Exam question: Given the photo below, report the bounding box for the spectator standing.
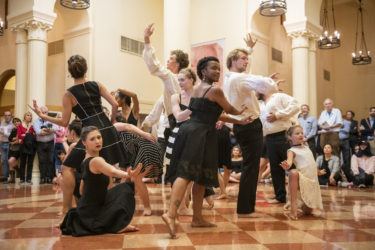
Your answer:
[0,111,13,182]
[298,104,317,158]
[360,107,375,141]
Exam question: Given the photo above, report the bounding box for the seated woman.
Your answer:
[351,141,375,188]
[60,126,146,237]
[316,144,342,186]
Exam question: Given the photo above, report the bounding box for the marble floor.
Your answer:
[0,181,374,250]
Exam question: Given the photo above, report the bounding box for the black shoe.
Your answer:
[39,178,45,184]
[20,180,25,184]
[27,180,32,184]
[46,178,52,184]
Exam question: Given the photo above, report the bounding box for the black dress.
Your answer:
[119,131,163,178]
[171,87,222,187]
[117,109,138,126]
[165,96,189,184]
[230,159,243,173]
[63,81,127,170]
[60,157,135,237]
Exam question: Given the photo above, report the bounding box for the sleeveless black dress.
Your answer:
[170,87,223,187]
[165,95,189,184]
[60,157,135,237]
[63,81,127,170]
[117,109,138,126]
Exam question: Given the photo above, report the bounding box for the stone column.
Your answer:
[308,38,318,117]
[13,28,28,118]
[164,0,191,61]
[289,31,310,106]
[25,20,52,107]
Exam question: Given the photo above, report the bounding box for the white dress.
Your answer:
[289,145,323,210]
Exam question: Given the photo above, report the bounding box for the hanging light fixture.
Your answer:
[352,0,371,65]
[259,0,287,17]
[0,20,4,36]
[60,0,90,10]
[318,0,340,49]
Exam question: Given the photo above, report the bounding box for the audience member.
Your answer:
[359,107,375,141]
[0,111,13,182]
[298,104,317,158]
[350,141,375,188]
[316,144,342,186]
[7,117,21,183]
[339,112,352,172]
[346,111,359,153]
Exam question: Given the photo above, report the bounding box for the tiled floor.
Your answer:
[0,182,374,250]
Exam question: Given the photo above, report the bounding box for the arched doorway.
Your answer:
[0,69,15,114]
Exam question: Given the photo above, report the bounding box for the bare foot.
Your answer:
[204,196,214,209]
[143,207,152,216]
[215,193,228,200]
[191,219,217,228]
[284,211,298,220]
[117,224,139,233]
[283,202,291,210]
[237,212,263,218]
[162,213,177,239]
[178,208,193,216]
[267,198,281,204]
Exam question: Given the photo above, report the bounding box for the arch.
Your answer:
[0,69,15,98]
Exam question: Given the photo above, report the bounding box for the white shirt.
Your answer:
[260,93,299,136]
[318,108,343,133]
[0,119,13,143]
[143,44,181,115]
[142,96,169,139]
[223,72,278,121]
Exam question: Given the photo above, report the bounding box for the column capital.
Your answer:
[25,20,52,41]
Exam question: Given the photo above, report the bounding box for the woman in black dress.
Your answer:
[60,126,143,237]
[29,55,127,217]
[116,88,140,126]
[162,57,251,238]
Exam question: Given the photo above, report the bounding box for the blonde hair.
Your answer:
[226,48,249,70]
[23,111,32,122]
[286,125,303,140]
[179,68,197,85]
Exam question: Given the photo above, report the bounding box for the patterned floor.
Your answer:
[0,181,374,250]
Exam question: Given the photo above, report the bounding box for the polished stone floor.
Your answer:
[0,181,374,250]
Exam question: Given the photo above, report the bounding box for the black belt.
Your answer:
[266,130,286,138]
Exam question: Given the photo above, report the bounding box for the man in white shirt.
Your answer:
[318,98,343,156]
[143,23,189,138]
[0,111,13,182]
[223,35,280,217]
[260,92,299,204]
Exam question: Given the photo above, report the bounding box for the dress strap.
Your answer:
[179,94,182,103]
[202,86,213,98]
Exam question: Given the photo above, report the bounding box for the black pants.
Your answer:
[340,139,351,166]
[36,141,55,179]
[307,137,317,159]
[266,130,288,203]
[233,119,263,214]
[318,171,342,185]
[353,168,374,186]
[19,151,35,181]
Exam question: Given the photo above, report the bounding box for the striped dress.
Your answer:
[119,131,163,178]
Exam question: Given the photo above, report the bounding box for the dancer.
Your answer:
[229,145,243,183]
[223,35,280,217]
[60,126,143,237]
[29,55,127,217]
[116,88,139,126]
[280,125,324,220]
[162,56,250,239]
[114,115,162,216]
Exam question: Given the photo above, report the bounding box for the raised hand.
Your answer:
[269,72,279,80]
[28,100,43,117]
[243,33,257,48]
[144,23,155,44]
[280,160,291,170]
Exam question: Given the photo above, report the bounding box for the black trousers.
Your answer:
[318,171,342,185]
[307,137,317,159]
[233,119,262,214]
[36,141,55,179]
[266,130,288,203]
[19,151,35,181]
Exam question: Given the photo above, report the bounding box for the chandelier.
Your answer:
[259,0,287,17]
[352,0,371,65]
[319,0,340,49]
[0,20,3,36]
[60,0,90,10]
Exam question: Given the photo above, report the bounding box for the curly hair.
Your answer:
[196,56,220,80]
[171,50,189,71]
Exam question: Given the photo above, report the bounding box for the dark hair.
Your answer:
[57,149,66,155]
[171,50,189,71]
[226,48,249,70]
[115,112,127,123]
[118,92,131,106]
[68,119,82,137]
[12,117,21,123]
[346,110,355,118]
[68,55,87,79]
[370,107,375,111]
[323,143,333,149]
[179,68,197,85]
[80,126,100,142]
[301,104,310,110]
[196,56,220,80]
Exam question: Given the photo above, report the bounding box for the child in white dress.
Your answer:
[280,125,324,220]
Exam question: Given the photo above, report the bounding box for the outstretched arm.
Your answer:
[280,150,295,170]
[114,122,156,143]
[29,92,73,127]
[210,87,245,116]
[98,82,118,123]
